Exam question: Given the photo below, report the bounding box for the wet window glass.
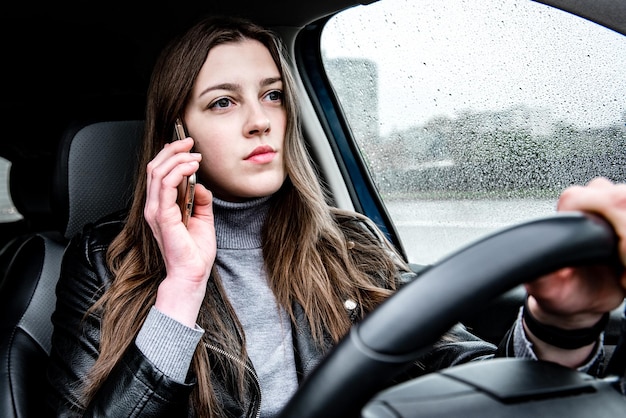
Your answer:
[0,157,21,222]
[321,0,626,264]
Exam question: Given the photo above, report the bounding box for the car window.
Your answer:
[321,0,626,265]
[0,157,21,222]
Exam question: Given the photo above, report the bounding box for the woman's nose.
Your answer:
[245,107,271,136]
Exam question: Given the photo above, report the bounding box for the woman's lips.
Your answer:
[245,145,276,164]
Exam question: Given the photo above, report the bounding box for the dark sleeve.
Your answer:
[83,344,195,417]
[384,323,496,386]
[46,220,194,417]
[416,323,497,373]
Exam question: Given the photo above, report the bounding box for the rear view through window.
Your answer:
[322,0,626,264]
[0,158,21,222]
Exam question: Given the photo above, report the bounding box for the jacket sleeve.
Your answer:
[46,218,194,417]
[83,344,195,417]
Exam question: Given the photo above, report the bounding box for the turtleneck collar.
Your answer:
[212,195,271,250]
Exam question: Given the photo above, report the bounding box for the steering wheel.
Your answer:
[278,212,626,417]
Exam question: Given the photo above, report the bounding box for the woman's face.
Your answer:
[184,39,287,202]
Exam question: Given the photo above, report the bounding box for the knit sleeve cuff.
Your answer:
[135,306,204,383]
[512,305,604,373]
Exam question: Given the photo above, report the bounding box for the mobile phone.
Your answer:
[174,118,196,227]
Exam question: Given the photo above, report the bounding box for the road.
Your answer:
[385,198,557,265]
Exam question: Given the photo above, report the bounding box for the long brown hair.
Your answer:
[80,15,409,417]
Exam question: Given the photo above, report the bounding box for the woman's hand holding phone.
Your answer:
[144,122,216,327]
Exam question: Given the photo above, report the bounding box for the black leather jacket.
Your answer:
[46,212,501,417]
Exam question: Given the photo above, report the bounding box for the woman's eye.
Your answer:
[265,90,283,103]
[210,97,233,109]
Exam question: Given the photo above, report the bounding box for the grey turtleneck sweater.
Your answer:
[136,196,298,417]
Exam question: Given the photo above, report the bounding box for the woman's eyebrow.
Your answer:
[198,76,282,98]
[261,76,282,87]
[198,82,240,98]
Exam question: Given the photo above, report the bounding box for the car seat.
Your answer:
[0,119,144,418]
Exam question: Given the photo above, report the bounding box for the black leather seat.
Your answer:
[0,119,143,418]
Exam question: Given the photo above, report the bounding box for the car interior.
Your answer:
[1,1,625,417]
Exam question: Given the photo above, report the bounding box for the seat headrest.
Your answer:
[52,120,144,240]
[9,158,54,231]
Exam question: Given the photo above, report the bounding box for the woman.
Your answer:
[47,15,626,417]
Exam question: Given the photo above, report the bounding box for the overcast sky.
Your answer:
[321,0,626,135]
